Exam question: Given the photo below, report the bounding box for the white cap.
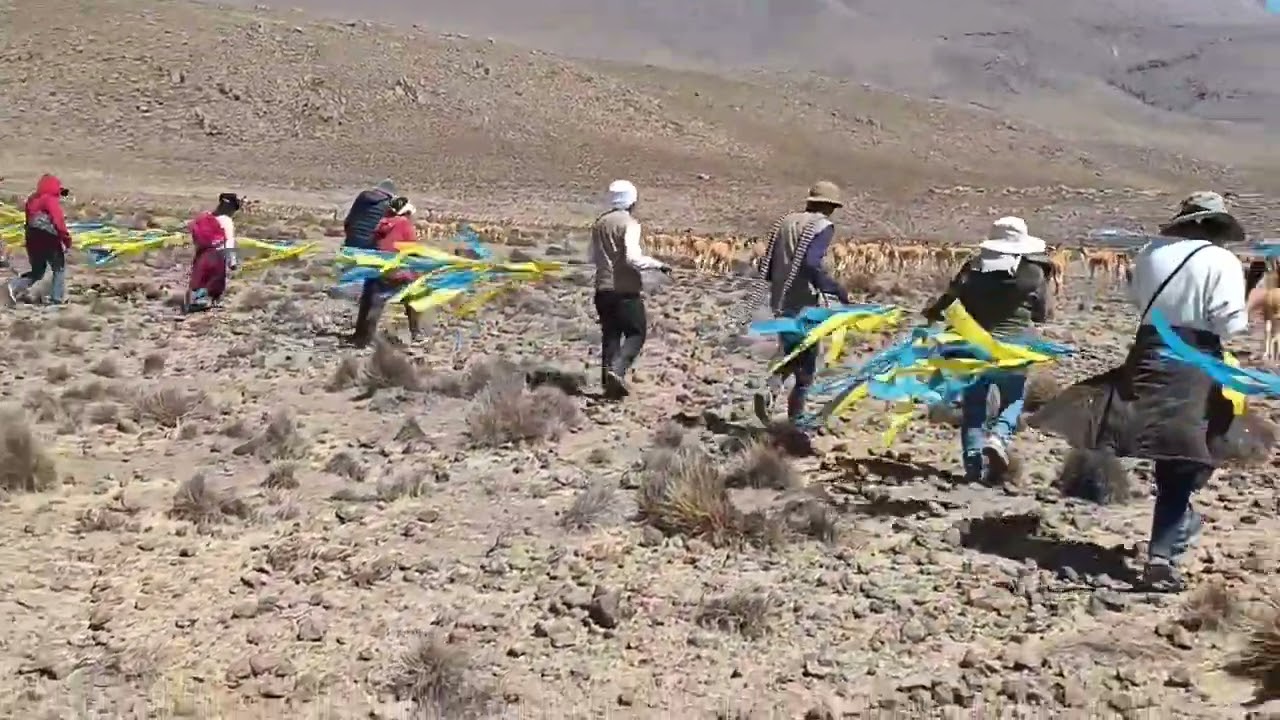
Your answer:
[607,179,638,210]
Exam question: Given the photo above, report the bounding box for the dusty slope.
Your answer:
[0,0,1273,237]
[267,0,1280,128]
[0,203,1279,718]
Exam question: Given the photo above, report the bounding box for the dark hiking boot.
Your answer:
[753,392,773,425]
[1138,558,1187,593]
[603,370,629,400]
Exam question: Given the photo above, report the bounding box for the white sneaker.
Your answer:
[982,435,1010,478]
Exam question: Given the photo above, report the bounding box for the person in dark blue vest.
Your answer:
[343,179,397,249]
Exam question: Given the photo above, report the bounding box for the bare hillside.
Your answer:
[0,0,1271,235]
[264,0,1280,130]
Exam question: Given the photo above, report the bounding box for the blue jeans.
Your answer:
[1149,460,1209,565]
[960,372,1027,477]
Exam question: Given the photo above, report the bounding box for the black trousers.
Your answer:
[593,290,647,377]
[353,278,422,346]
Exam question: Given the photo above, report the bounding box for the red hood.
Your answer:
[34,174,63,197]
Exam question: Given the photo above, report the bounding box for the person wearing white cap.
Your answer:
[588,179,670,399]
[922,216,1054,484]
[1029,191,1249,592]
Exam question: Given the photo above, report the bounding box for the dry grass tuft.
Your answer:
[696,588,776,639]
[465,371,581,447]
[142,352,166,376]
[724,441,800,490]
[169,473,251,526]
[636,446,751,546]
[1054,449,1133,505]
[133,386,208,427]
[774,494,840,543]
[376,471,429,501]
[8,318,40,341]
[1214,411,1280,468]
[232,409,311,461]
[324,451,366,482]
[89,356,121,378]
[387,635,492,716]
[53,313,93,332]
[1223,598,1280,700]
[235,287,275,311]
[1023,370,1062,413]
[431,358,524,399]
[262,462,299,490]
[44,364,71,384]
[361,338,422,392]
[560,479,617,531]
[327,355,362,392]
[87,402,120,425]
[1182,580,1244,633]
[651,421,690,449]
[0,408,59,494]
[74,506,129,533]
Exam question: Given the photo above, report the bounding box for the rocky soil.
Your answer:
[1,1,1280,718]
[0,202,1277,719]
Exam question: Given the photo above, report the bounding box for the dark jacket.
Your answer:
[343,189,393,249]
[924,253,1050,336]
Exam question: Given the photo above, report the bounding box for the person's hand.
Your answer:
[659,265,672,275]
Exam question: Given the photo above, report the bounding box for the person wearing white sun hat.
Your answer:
[588,179,670,400]
[922,215,1054,485]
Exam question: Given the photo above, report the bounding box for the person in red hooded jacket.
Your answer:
[8,175,73,304]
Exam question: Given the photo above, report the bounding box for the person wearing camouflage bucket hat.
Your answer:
[1159,190,1245,245]
[1028,189,1252,592]
[752,181,852,426]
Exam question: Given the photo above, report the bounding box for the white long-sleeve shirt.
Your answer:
[1127,237,1247,337]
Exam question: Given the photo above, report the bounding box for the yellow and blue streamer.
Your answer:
[764,299,1072,446]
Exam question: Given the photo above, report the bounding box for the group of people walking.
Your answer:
[5,170,1267,592]
[584,177,1262,592]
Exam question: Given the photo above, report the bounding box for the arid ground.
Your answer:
[3,1,1280,719]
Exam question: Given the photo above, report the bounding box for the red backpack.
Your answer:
[189,212,226,250]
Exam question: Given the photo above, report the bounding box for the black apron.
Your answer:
[1028,242,1234,467]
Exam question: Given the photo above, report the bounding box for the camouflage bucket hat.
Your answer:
[805,180,843,208]
[1160,191,1245,243]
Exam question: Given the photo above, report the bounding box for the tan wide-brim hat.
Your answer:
[806,180,843,208]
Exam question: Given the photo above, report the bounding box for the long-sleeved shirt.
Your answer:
[590,209,664,293]
[803,225,850,302]
[1128,237,1247,337]
[924,251,1048,336]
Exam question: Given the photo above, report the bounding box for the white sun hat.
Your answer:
[979,216,1046,255]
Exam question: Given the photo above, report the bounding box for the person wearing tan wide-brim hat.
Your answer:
[751,181,852,426]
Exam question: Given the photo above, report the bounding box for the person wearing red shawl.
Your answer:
[185,193,242,312]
